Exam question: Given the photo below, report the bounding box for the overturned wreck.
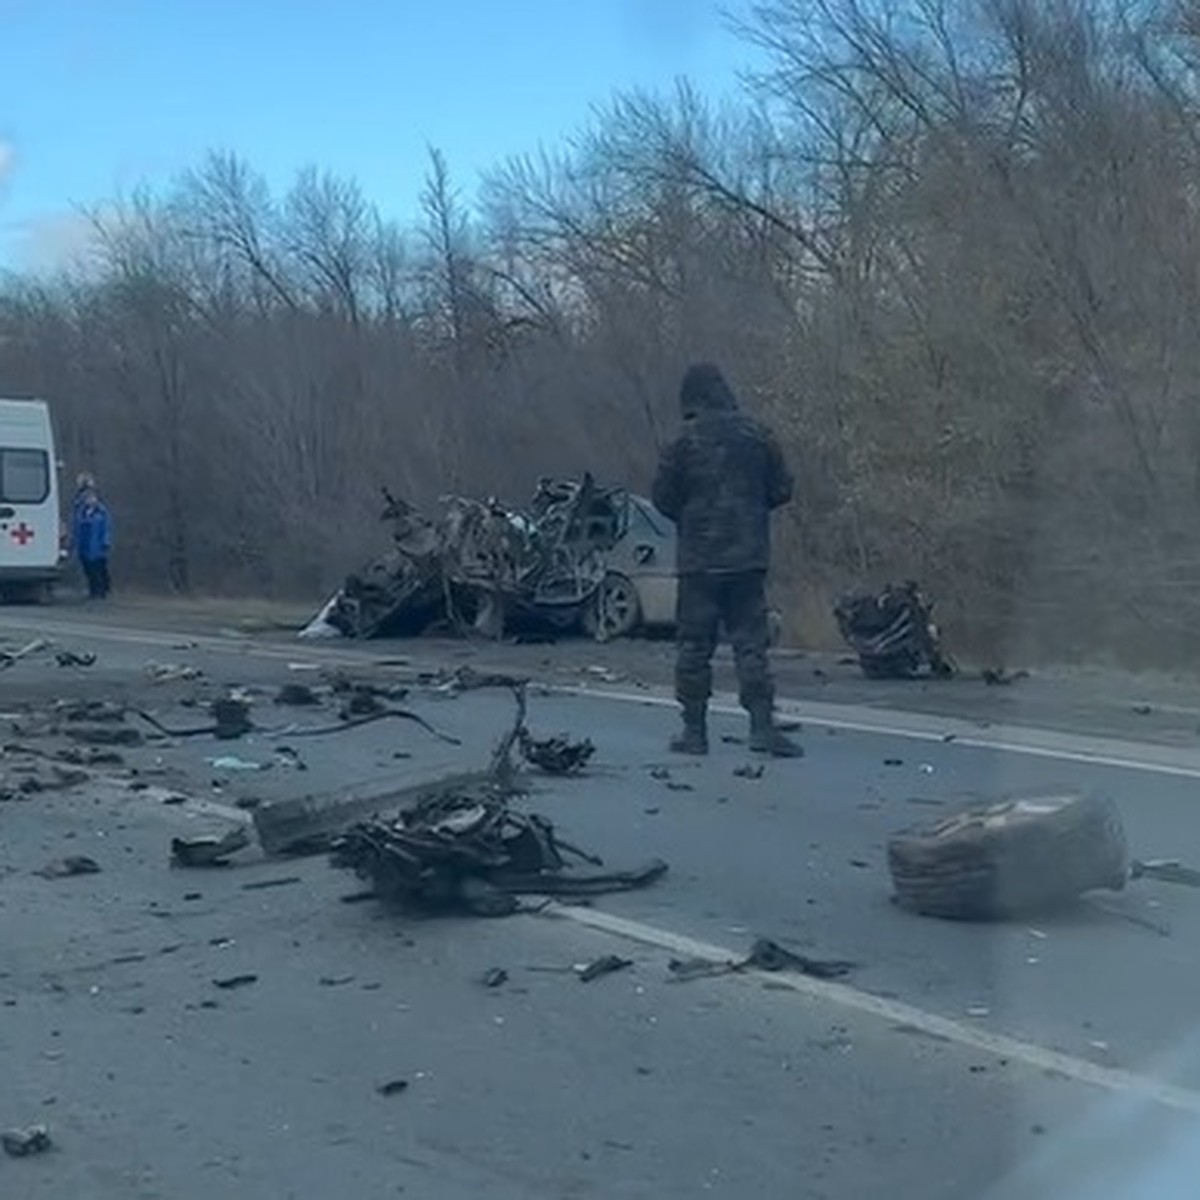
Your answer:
[303,476,677,642]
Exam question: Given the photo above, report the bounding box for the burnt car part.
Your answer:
[309,477,664,641]
[834,581,956,680]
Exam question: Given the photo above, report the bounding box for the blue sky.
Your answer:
[0,0,762,270]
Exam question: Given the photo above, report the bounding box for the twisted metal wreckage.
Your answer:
[303,476,672,642]
[329,683,667,915]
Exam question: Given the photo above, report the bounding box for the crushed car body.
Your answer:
[301,475,677,641]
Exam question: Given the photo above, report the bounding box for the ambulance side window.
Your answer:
[0,449,50,504]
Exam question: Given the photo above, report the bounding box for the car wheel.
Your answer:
[583,572,642,642]
[887,793,1129,920]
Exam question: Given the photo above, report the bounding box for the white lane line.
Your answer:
[555,684,1200,780]
[10,613,1200,778]
[546,903,1200,1117]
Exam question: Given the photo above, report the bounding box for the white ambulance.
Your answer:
[0,398,63,599]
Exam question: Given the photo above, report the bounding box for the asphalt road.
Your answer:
[2,611,1200,1198]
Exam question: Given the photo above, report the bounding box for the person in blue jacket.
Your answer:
[73,487,112,599]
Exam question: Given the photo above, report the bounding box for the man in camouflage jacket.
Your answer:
[652,363,801,756]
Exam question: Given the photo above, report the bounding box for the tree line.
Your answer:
[2,0,1199,665]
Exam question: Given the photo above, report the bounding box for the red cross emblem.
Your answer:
[10,523,34,546]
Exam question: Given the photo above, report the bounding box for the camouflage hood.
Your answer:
[680,363,738,419]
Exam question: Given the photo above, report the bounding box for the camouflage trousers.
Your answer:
[674,570,773,713]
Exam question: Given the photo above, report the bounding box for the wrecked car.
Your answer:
[301,476,677,642]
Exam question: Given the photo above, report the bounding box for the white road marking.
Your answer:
[547,903,1200,1117]
[558,684,1200,780]
[7,611,1200,777]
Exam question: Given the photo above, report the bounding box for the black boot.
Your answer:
[748,705,803,757]
[670,704,709,755]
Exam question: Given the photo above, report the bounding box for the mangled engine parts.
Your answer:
[331,786,666,916]
[834,581,955,680]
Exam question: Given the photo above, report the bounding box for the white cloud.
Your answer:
[3,210,103,276]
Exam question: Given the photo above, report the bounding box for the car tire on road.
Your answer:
[887,792,1129,920]
[583,572,641,642]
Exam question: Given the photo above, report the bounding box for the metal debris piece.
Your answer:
[734,764,764,780]
[145,662,203,683]
[376,1079,409,1096]
[518,729,595,775]
[276,683,321,707]
[212,974,258,989]
[36,855,101,879]
[2,1125,52,1157]
[171,827,253,867]
[576,955,632,982]
[56,650,96,668]
[480,967,509,988]
[668,938,856,984]
[744,938,855,979]
[332,685,666,914]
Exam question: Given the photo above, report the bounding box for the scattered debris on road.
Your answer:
[36,855,101,879]
[55,650,96,668]
[331,684,667,915]
[518,729,595,775]
[480,967,509,988]
[576,955,633,982]
[2,1125,52,1157]
[734,764,764,780]
[212,974,258,990]
[376,1079,409,1097]
[668,937,855,984]
[171,826,252,867]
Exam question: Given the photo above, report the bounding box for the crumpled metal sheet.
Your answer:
[324,475,627,639]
